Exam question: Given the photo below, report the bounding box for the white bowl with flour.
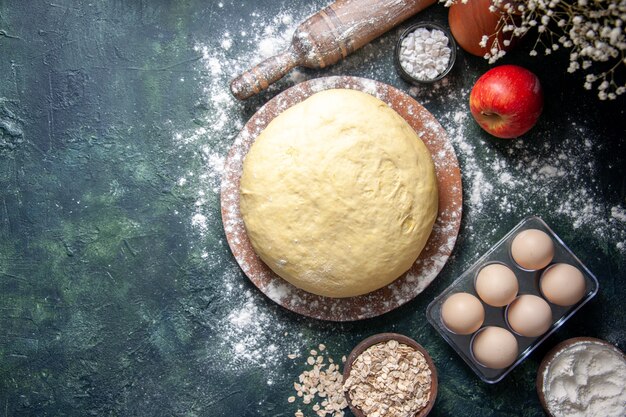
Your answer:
[537,337,626,417]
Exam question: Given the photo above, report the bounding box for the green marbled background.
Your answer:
[0,1,624,416]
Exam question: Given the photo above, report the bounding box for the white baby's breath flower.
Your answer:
[439,0,625,100]
[600,26,611,38]
[609,27,622,45]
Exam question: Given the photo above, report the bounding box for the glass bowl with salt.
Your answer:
[394,22,457,84]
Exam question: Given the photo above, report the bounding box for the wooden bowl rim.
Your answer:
[343,332,438,417]
[536,336,626,417]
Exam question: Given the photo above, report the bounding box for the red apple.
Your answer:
[469,65,543,139]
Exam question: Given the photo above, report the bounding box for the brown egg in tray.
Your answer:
[221,76,462,321]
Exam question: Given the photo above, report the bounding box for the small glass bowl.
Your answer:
[394,22,457,85]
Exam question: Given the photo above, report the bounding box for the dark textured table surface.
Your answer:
[1,1,624,416]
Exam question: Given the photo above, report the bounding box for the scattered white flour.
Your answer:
[190,213,208,234]
[220,37,232,51]
[408,82,626,256]
[612,206,626,222]
[220,288,290,372]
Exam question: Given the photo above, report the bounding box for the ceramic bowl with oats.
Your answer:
[343,333,438,417]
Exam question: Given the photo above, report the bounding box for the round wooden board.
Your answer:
[220,76,462,321]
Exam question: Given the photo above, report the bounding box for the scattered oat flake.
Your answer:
[289,344,348,417]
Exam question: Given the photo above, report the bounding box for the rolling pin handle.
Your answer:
[230,50,298,100]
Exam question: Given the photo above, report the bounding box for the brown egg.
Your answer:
[472,326,519,369]
[441,292,485,335]
[507,295,552,337]
[511,229,554,270]
[475,263,519,307]
[540,263,587,306]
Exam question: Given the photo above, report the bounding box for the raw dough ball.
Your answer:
[240,89,438,298]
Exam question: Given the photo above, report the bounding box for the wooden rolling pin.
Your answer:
[230,0,436,100]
